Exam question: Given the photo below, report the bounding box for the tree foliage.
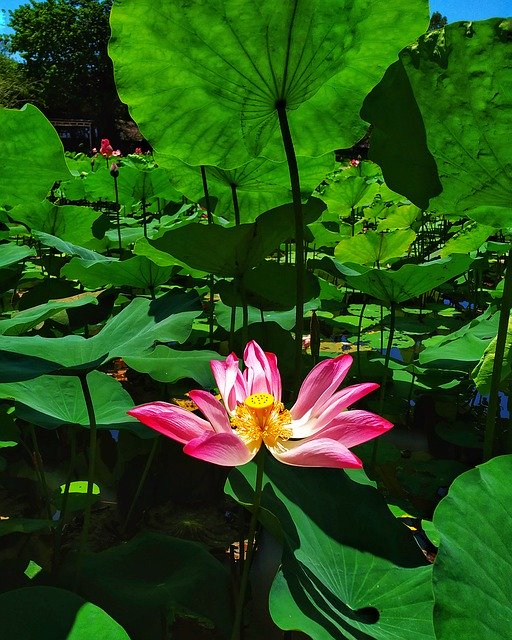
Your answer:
[6,0,120,129]
[0,52,35,108]
[429,10,448,31]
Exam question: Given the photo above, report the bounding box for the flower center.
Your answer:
[231,393,293,449]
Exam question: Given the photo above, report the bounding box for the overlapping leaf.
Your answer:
[363,18,512,223]
[110,0,429,167]
[433,455,512,639]
[0,105,71,206]
[0,293,202,381]
[227,458,434,640]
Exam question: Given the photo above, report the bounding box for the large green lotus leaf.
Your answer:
[0,242,36,268]
[61,256,173,290]
[0,293,98,336]
[307,220,342,249]
[433,455,512,639]
[33,231,110,262]
[159,154,335,221]
[214,299,319,332]
[320,176,380,214]
[0,586,130,640]
[219,262,320,311]
[376,204,421,231]
[0,518,53,536]
[420,307,499,370]
[63,532,231,640]
[226,458,434,640]
[334,229,416,265]
[331,255,473,304]
[125,347,221,387]
[9,202,101,247]
[0,105,72,206]
[363,19,512,222]
[0,293,201,380]
[146,200,325,276]
[439,222,496,258]
[0,371,149,436]
[110,0,428,168]
[82,163,182,206]
[133,238,208,275]
[471,316,512,394]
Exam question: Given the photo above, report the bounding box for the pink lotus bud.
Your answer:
[110,162,119,178]
[112,149,122,157]
[350,159,360,167]
[100,138,113,158]
[134,147,143,154]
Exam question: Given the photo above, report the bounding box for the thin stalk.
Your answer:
[121,436,159,533]
[356,301,367,378]
[276,100,304,394]
[230,449,266,640]
[378,302,396,413]
[231,183,241,226]
[113,174,121,254]
[371,302,396,472]
[241,281,249,347]
[483,249,512,460]
[53,427,77,575]
[75,372,98,586]
[230,183,248,347]
[28,425,52,521]
[229,302,237,351]
[142,197,148,238]
[201,165,215,346]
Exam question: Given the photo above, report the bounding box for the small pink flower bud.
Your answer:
[100,138,113,158]
[110,162,119,178]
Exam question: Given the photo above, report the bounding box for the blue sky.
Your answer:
[430,0,511,21]
[0,0,510,30]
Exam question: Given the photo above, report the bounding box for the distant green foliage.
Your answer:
[6,0,120,128]
[0,52,33,107]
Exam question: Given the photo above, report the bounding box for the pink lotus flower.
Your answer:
[128,341,392,468]
[100,138,113,158]
[134,147,143,154]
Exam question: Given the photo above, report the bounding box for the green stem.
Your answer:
[75,372,98,586]
[230,450,266,640]
[230,183,248,347]
[113,175,121,254]
[201,165,215,347]
[28,424,52,521]
[121,436,159,533]
[371,302,396,472]
[231,183,241,226]
[142,197,148,238]
[356,300,367,378]
[276,100,304,395]
[483,249,512,461]
[53,427,77,575]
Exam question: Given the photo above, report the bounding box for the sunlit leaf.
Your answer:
[110,0,428,167]
[363,19,512,223]
[0,105,71,206]
[0,586,130,639]
[227,457,434,640]
[433,455,512,639]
